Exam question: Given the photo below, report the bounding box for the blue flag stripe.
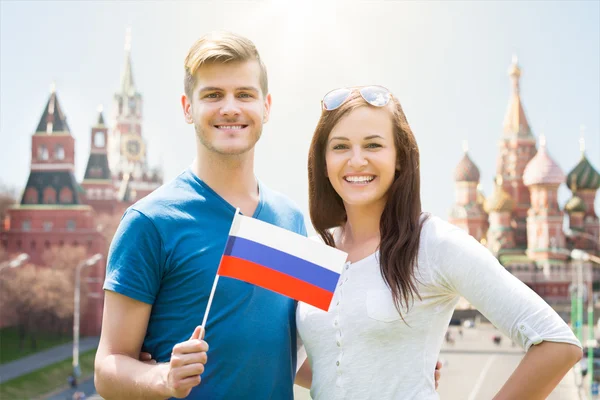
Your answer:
[224,236,340,292]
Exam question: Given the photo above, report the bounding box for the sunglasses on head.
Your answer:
[321,85,392,111]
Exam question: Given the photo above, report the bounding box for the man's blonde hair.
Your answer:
[184,31,268,98]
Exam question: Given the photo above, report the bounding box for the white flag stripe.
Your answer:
[230,214,347,274]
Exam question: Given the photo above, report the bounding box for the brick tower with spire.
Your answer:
[565,137,600,252]
[523,136,567,262]
[81,107,116,215]
[449,141,488,242]
[496,56,538,248]
[108,28,162,204]
[484,176,516,255]
[0,86,106,334]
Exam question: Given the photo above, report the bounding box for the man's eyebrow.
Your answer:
[236,86,260,92]
[198,86,223,92]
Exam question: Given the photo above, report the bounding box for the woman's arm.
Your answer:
[295,359,312,388]
[427,219,582,397]
[493,341,582,400]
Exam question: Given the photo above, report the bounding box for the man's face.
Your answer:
[182,60,271,156]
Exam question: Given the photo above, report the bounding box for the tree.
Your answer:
[0,182,17,232]
[0,245,91,349]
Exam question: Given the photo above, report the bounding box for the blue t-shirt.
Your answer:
[104,169,307,399]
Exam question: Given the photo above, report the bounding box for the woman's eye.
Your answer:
[332,144,348,150]
[366,143,382,149]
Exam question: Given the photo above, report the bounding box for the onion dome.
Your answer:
[564,195,587,213]
[454,141,480,182]
[523,136,565,186]
[566,138,600,191]
[484,176,515,213]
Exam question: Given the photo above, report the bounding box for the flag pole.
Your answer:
[201,207,240,331]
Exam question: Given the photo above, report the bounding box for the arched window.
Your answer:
[94,132,105,148]
[59,187,73,204]
[43,187,57,204]
[38,145,49,161]
[55,144,65,160]
[24,187,38,204]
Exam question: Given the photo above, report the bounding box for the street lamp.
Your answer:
[566,229,600,250]
[571,249,600,399]
[0,253,29,272]
[72,253,102,381]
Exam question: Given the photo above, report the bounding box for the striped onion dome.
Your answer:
[564,195,587,213]
[454,152,481,182]
[523,136,565,187]
[484,177,515,213]
[566,155,600,191]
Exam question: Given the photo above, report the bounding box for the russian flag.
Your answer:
[217,213,348,311]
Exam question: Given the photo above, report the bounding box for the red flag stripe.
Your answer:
[218,255,334,311]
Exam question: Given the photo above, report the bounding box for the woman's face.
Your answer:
[325,106,397,210]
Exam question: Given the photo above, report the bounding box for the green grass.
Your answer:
[0,348,96,400]
[0,327,72,364]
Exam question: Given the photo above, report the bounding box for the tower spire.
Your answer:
[579,125,586,157]
[121,27,135,96]
[502,55,532,138]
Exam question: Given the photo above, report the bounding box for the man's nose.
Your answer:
[220,95,241,116]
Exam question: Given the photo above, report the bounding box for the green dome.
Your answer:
[564,195,586,213]
[567,155,600,191]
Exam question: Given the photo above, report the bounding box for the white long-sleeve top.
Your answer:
[296,216,581,400]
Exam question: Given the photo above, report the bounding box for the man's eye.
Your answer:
[204,93,221,99]
[238,93,253,98]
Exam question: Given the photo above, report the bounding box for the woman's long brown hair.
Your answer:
[308,91,428,316]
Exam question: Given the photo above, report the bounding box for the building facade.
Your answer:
[0,31,163,335]
[449,57,600,310]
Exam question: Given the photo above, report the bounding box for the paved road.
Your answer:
[0,336,100,384]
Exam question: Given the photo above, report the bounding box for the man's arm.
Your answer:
[94,291,208,400]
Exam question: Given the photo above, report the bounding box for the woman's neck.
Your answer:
[341,200,386,248]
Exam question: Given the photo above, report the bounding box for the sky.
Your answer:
[1,0,599,230]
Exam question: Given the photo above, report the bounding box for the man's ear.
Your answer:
[181,94,193,124]
[263,93,272,124]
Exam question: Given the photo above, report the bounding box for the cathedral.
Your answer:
[449,57,600,311]
[0,30,162,335]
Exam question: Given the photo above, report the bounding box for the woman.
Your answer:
[295,86,582,399]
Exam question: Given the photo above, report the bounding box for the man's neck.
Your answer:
[192,146,259,210]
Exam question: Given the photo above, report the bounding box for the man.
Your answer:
[95,31,441,399]
[95,31,305,399]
